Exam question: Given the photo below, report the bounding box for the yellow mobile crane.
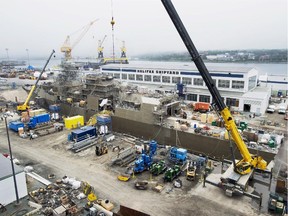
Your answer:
[17,50,55,112]
[60,19,98,61]
[161,0,267,176]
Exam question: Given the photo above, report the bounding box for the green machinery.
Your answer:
[150,160,167,176]
[164,164,181,182]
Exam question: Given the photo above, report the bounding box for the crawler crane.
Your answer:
[161,0,267,175]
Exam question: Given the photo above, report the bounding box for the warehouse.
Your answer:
[0,155,27,206]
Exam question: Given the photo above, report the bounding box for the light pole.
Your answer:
[26,49,30,66]
[5,48,9,60]
[3,113,20,204]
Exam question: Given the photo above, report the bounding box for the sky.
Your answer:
[0,0,287,59]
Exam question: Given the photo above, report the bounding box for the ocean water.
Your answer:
[28,59,287,76]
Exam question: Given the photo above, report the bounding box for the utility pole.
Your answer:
[5,48,9,60]
[4,113,20,205]
[26,49,30,66]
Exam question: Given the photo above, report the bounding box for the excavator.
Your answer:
[161,0,267,177]
[17,50,55,112]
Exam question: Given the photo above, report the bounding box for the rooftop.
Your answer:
[101,61,255,74]
[0,154,23,180]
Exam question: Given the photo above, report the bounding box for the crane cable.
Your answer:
[110,0,115,61]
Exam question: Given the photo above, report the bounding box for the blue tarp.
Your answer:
[27,65,35,70]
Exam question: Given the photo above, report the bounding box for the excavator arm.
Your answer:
[17,50,55,112]
[161,0,267,174]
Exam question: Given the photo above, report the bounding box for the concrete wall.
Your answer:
[0,172,27,206]
[112,116,275,163]
[114,103,155,124]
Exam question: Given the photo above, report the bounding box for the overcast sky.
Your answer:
[0,0,287,59]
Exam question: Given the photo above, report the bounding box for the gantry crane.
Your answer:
[98,35,107,59]
[61,19,98,61]
[120,40,127,58]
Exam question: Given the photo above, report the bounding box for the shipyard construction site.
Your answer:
[0,1,287,216]
[0,65,287,216]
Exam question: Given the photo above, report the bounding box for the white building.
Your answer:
[101,62,271,114]
[0,155,27,206]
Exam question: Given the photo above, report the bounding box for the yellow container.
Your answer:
[207,114,215,124]
[200,114,207,123]
[64,115,84,129]
[29,108,46,117]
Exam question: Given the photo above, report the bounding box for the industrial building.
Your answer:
[0,154,27,206]
[101,62,271,114]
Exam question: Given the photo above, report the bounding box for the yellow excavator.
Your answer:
[17,50,55,112]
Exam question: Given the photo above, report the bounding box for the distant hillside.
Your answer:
[136,49,287,63]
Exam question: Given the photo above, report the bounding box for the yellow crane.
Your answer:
[60,19,98,61]
[17,50,55,112]
[98,35,107,59]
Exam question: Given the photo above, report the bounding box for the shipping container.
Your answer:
[70,126,97,142]
[64,115,84,129]
[9,121,24,132]
[28,113,50,129]
[193,102,210,112]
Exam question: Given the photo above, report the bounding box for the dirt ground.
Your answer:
[0,121,268,216]
[1,87,286,216]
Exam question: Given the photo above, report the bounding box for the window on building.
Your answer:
[187,94,197,101]
[248,76,257,90]
[226,98,239,107]
[172,77,181,84]
[144,75,151,82]
[218,80,230,88]
[194,78,204,86]
[199,95,210,103]
[136,74,143,81]
[232,80,244,89]
[128,74,135,80]
[153,75,161,82]
[162,76,170,83]
[121,73,127,80]
[182,77,192,85]
[113,73,120,79]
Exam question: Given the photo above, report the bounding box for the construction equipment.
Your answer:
[60,19,98,61]
[133,140,158,173]
[98,35,107,59]
[150,160,167,176]
[134,180,149,190]
[164,164,181,182]
[95,143,108,156]
[169,147,187,165]
[81,181,97,202]
[186,161,197,181]
[161,0,267,175]
[17,50,55,112]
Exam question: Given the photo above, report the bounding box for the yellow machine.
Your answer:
[60,19,98,61]
[161,0,267,175]
[17,50,55,112]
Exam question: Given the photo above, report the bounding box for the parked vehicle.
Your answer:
[266,105,276,113]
